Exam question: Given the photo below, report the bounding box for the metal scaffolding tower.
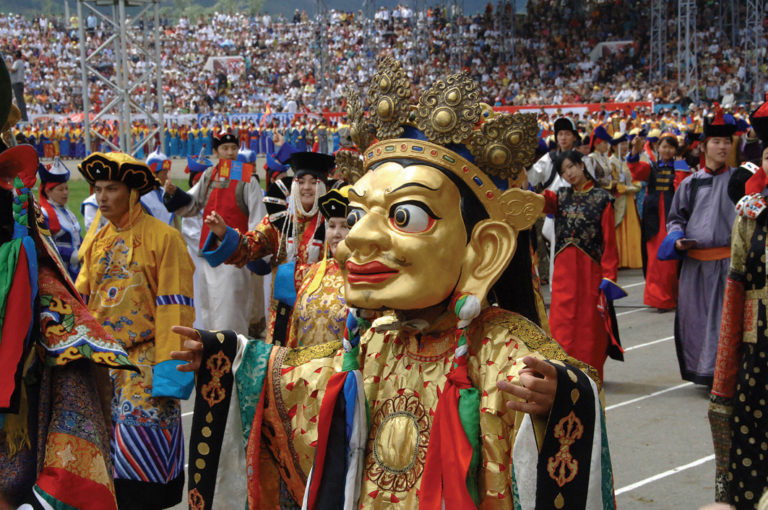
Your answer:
[496,0,515,64]
[745,0,764,102]
[77,0,163,157]
[649,0,666,82]
[362,0,377,78]
[313,0,329,109]
[410,0,425,67]
[449,0,465,71]
[677,0,698,102]
[718,0,738,48]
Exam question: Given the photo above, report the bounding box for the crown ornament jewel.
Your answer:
[361,57,543,231]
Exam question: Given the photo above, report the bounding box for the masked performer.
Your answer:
[172,58,615,510]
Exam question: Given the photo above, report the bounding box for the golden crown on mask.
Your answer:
[347,55,543,231]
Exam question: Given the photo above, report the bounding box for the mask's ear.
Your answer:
[457,219,517,303]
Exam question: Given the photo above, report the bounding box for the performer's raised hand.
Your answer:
[170,326,203,372]
[496,356,558,418]
[204,210,227,238]
[164,178,177,196]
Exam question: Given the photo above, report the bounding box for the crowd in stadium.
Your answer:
[8,1,768,509]
[0,0,763,119]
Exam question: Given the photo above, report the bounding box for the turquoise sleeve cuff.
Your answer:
[201,226,239,267]
[152,360,194,399]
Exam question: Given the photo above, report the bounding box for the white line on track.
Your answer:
[615,455,715,496]
[622,281,646,289]
[616,308,646,317]
[624,336,674,352]
[606,382,693,411]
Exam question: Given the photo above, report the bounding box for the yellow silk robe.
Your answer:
[253,306,599,509]
[75,205,195,488]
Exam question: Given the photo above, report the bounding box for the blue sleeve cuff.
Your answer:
[163,189,193,212]
[658,230,685,260]
[201,225,240,267]
[599,279,628,301]
[626,153,640,163]
[275,142,298,164]
[246,258,272,275]
[152,360,194,399]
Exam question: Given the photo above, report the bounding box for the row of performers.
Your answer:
[35,106,758,388]
[29,100,768,509]
[12,119,350,161]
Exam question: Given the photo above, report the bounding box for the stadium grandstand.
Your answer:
[0,0,764,119]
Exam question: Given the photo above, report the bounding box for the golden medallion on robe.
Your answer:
[366,391,430,492]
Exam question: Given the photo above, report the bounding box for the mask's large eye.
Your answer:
[389,201,439,233]
[347,207,365,228]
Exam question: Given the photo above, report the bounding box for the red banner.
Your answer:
[495,101,653,117]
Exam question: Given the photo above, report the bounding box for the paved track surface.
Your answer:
[173,268,716,509]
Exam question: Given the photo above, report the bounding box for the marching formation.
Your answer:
[2,40,768,510]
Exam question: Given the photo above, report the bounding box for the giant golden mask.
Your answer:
[335,58,544,313]
[336,161,523,312]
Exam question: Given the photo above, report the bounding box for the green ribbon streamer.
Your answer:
[459,386,481,506]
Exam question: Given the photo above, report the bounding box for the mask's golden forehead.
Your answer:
[350,161,456,204]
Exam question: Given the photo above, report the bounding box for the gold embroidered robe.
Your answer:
[255,306,600,509]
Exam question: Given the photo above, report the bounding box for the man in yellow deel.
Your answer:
[75,152,196,510]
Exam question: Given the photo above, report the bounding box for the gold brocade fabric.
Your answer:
[734,216,763,345]
[286,259,347,347]
[262,306,597,508]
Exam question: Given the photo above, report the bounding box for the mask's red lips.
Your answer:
[345,261,399,284]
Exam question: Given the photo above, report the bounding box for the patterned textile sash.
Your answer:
[536,362,597,510]
[187,329,238,510]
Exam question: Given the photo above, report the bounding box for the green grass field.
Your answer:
[65,179,190,231]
